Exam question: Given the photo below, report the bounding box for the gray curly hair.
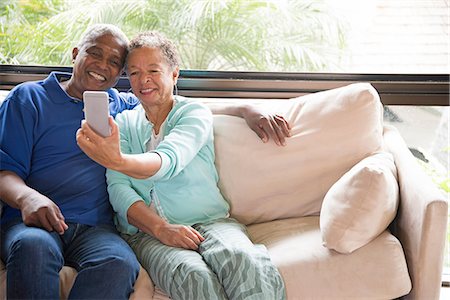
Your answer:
[128,31,180,69]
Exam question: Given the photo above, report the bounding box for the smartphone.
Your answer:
[83,91,111,137]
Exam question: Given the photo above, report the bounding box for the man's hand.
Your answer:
[0,170,68,234]
[242,105,291,146]
[20,194,68,235]
[153,222,205,250]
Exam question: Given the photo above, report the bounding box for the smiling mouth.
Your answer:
[88,71,106,82]
[140,88,155,95]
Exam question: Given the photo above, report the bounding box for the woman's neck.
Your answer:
[144,98,174,135]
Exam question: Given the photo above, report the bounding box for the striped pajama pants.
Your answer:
[123,218,285,300]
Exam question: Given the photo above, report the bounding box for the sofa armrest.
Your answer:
[384,125,448,300]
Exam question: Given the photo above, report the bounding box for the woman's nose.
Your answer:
[141,75,151,84]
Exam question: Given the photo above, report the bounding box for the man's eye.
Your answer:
[90,51,101,58]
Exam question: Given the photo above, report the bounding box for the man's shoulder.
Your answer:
[109,90,139,116]
[3,80,46,106]
[12,80,45,94]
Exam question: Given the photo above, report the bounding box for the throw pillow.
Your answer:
[320,152,399,254]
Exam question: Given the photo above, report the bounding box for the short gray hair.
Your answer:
[128,31,180,69]
[77,24,129,51]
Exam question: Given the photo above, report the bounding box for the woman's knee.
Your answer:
[170,262,225,300]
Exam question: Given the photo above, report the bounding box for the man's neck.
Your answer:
[59,78,82,100]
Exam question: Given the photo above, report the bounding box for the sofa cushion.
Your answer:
[212,83,384,225]
[320,152,400,253]
[247,216,411,299]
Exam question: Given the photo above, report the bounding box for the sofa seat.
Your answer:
[248,216,411,299]
[0,213,415,300]
[124,216,412,300]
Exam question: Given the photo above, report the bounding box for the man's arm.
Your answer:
[208,103,291,146]
[0,170,68,234]
[117,93,290,145]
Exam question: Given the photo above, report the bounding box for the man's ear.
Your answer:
[72,48,79,63]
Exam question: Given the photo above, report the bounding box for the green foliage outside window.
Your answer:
[0,0,346,71]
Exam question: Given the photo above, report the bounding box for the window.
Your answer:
[1,0,449,283]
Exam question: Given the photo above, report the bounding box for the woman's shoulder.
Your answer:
[173,96,211,115]
[114,104,145,123]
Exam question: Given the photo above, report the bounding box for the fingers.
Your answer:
[254,124,269,143]
[49,208,68,234]
[258,117,283,146]
[178,226,204,250]
[26,206,68,235]
[258,114,291,146]
[275,114,291,136]
[162,225,205,250]
[76,122,93,149]
[80,120,101,144]
[109,116,118,134]
[192,228,205,242]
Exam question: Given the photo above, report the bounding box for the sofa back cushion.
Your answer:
[210,83,384,225]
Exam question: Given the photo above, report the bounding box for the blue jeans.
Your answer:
[1,219,140,299]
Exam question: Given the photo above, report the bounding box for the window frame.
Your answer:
[0,65,449,106]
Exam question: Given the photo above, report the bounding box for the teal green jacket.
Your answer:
[106,96,230,234]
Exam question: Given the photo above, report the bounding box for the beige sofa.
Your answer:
[0,83,448,299]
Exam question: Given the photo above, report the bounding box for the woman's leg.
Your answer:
[124,231,227,300]
[195,218,286,300]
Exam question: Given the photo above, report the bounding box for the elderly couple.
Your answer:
[0,24,287,299]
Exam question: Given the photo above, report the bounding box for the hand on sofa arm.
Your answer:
[210,103,291,146]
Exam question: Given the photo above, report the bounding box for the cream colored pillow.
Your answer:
[320,152,399,254]
[210,83,384,225]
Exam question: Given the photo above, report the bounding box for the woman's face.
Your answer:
[126,46,179,107]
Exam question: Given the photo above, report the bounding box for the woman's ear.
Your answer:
[172,67,180,85]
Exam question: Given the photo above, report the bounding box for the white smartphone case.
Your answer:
[83,91,111,137]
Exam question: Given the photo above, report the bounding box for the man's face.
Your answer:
[71,34,127,95]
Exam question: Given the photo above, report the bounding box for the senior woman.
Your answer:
[77,31,286,300]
